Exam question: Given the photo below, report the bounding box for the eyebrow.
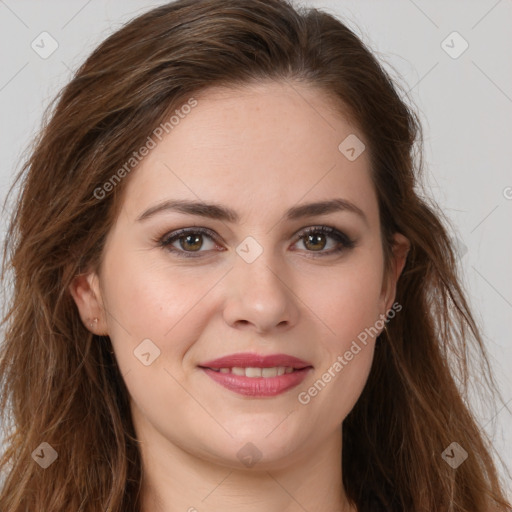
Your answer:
[136,198,368,225]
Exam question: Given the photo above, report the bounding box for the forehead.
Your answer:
[119,81,378,227]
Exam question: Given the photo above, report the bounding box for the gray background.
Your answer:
[0,0,510,495]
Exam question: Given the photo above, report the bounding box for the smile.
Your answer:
[198,352,313,397]
[208,366,296,377]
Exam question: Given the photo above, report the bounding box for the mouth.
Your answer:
[198,353,313,397]
[204,366,301,377]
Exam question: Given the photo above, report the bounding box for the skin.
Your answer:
[70,80,409,512]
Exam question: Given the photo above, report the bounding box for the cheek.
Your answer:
[298,286,379,426]
[305,255,385,346]
[100,243,220,366]
[296,255,383,410]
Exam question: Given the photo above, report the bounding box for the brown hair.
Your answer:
[0,0,510,510]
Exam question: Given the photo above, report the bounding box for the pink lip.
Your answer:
[198,352,313,397]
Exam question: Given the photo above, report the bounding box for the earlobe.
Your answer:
[68,272,107,334]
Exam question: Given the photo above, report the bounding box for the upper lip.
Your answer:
[199,352,313,369]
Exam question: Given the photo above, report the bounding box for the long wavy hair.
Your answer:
[0,0,510,510]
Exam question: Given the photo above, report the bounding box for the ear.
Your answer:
[68,271,108,335]
[380,232,410,314]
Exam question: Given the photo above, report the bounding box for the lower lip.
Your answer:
[200,367,312,397]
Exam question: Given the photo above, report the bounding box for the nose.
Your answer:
[222,249,300,335]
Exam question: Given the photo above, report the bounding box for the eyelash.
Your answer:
[155,225,355,259]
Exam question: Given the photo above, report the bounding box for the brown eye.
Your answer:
[158,225,355,259]
[303,232,328,251]
[178,233,203,252]
[159,227,220,258]
[294,226,355,256]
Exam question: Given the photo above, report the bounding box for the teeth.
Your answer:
[245,367,262,378]
[213,366,295,377]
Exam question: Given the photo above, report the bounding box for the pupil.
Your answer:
[307,233,325,251]
[183,234,202,251]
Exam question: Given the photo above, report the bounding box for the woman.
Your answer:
[0,0,510,510]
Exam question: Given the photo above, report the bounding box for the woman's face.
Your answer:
[71,80,408,470]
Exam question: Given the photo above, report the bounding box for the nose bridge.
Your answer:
[234,233,287,300]
[222,234,298,333]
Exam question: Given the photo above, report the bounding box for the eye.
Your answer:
[292,225,355,257]
[157,227,221,258]
[156,225,355,258]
